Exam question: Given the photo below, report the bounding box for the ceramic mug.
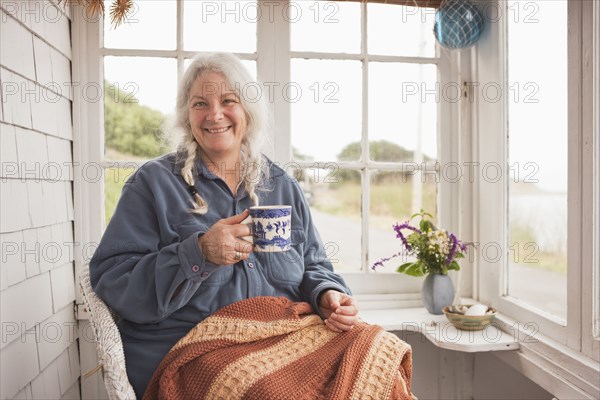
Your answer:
[242,205,292,252]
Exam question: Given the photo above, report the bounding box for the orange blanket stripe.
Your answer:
[143,296,412,400]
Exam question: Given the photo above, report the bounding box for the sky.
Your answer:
[102,0,568,193]
[506,0,568,194]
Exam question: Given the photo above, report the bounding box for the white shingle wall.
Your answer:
[1,230,27,286]
[33,35,53,85]
[0,1,77,398]
[0,333,40,399]
[0,67,34,129]
[0,9,35,80]
[23,228,41,278]
[37,304,78,371]
[13,385,33,400]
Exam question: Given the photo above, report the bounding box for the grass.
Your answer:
[104,167,136,225]
[103,148,147,225]
[509,220,567,274]
[509,246,567,274]
[312,181,437,230]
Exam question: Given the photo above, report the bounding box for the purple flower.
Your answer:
[447,233,458,265]
[371,251,403,270]
[393,222,421,252]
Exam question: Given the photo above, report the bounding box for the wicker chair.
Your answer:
[79,266,136,400]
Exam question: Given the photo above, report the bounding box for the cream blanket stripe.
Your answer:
[205,325,337,399]
[143,297,413,400]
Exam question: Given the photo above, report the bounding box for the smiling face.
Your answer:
[188,72,247,162]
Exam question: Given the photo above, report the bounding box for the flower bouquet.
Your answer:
[372,210,471,314]
[372,210,469,276]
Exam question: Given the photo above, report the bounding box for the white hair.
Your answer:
[172,53,271,214]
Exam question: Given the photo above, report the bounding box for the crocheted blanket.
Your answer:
[143,296,412,400]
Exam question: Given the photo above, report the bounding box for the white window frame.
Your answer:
[73,1,598,397]
[584,0,600,364]
[73,0,460,301]
[474,0,599,396]
[264,2,460,298]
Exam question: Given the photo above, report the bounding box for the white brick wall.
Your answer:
[0,1,78,398]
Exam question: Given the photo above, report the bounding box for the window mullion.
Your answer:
[437,47,461,250]
[361,2,370,272]
[259,0,291,164]
[276,0,291,165]
[73,4,104,279]
[288,51,439,65]
[73,11,106,398]
[566,0,583,353]
[177,0,184,77]
[589,0,600,363]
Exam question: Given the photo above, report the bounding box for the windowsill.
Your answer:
[361,306,599,398]
[492,313,600,399]
[360,307,520,353]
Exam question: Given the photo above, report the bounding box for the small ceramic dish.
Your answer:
[443,305,497,331]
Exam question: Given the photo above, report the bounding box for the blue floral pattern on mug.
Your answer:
[249,206,292,251]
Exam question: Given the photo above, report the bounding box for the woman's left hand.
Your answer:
[318,290,360,333]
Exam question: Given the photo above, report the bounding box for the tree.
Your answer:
[336,140,418,183]
[290,146,313,182]
[104,80,169,158]
[337,140,414,162]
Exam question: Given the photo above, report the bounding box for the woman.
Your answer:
[90,52,359,398]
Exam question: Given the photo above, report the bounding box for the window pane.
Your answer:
[368,4,436,58]
[183,0,257,53]
[369,62,437,161]
[507,0,567,320]
[290,1,360,54]
[368,171,437,270]
[104,166,137,227]
[183,59,257,81]
[313,168,362,271]
[288,166,362,271]
[291,59,362,162]
[103,56,176,160]
[103,0,175,50]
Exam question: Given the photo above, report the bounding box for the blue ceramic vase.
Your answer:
[421,273,455,314]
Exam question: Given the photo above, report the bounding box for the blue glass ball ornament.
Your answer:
[434,0,484,49]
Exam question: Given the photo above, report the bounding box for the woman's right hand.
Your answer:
[198,210,253,265]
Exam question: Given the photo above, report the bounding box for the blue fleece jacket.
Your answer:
[89,152,350,398]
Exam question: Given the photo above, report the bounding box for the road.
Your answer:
[311,209,402,271]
